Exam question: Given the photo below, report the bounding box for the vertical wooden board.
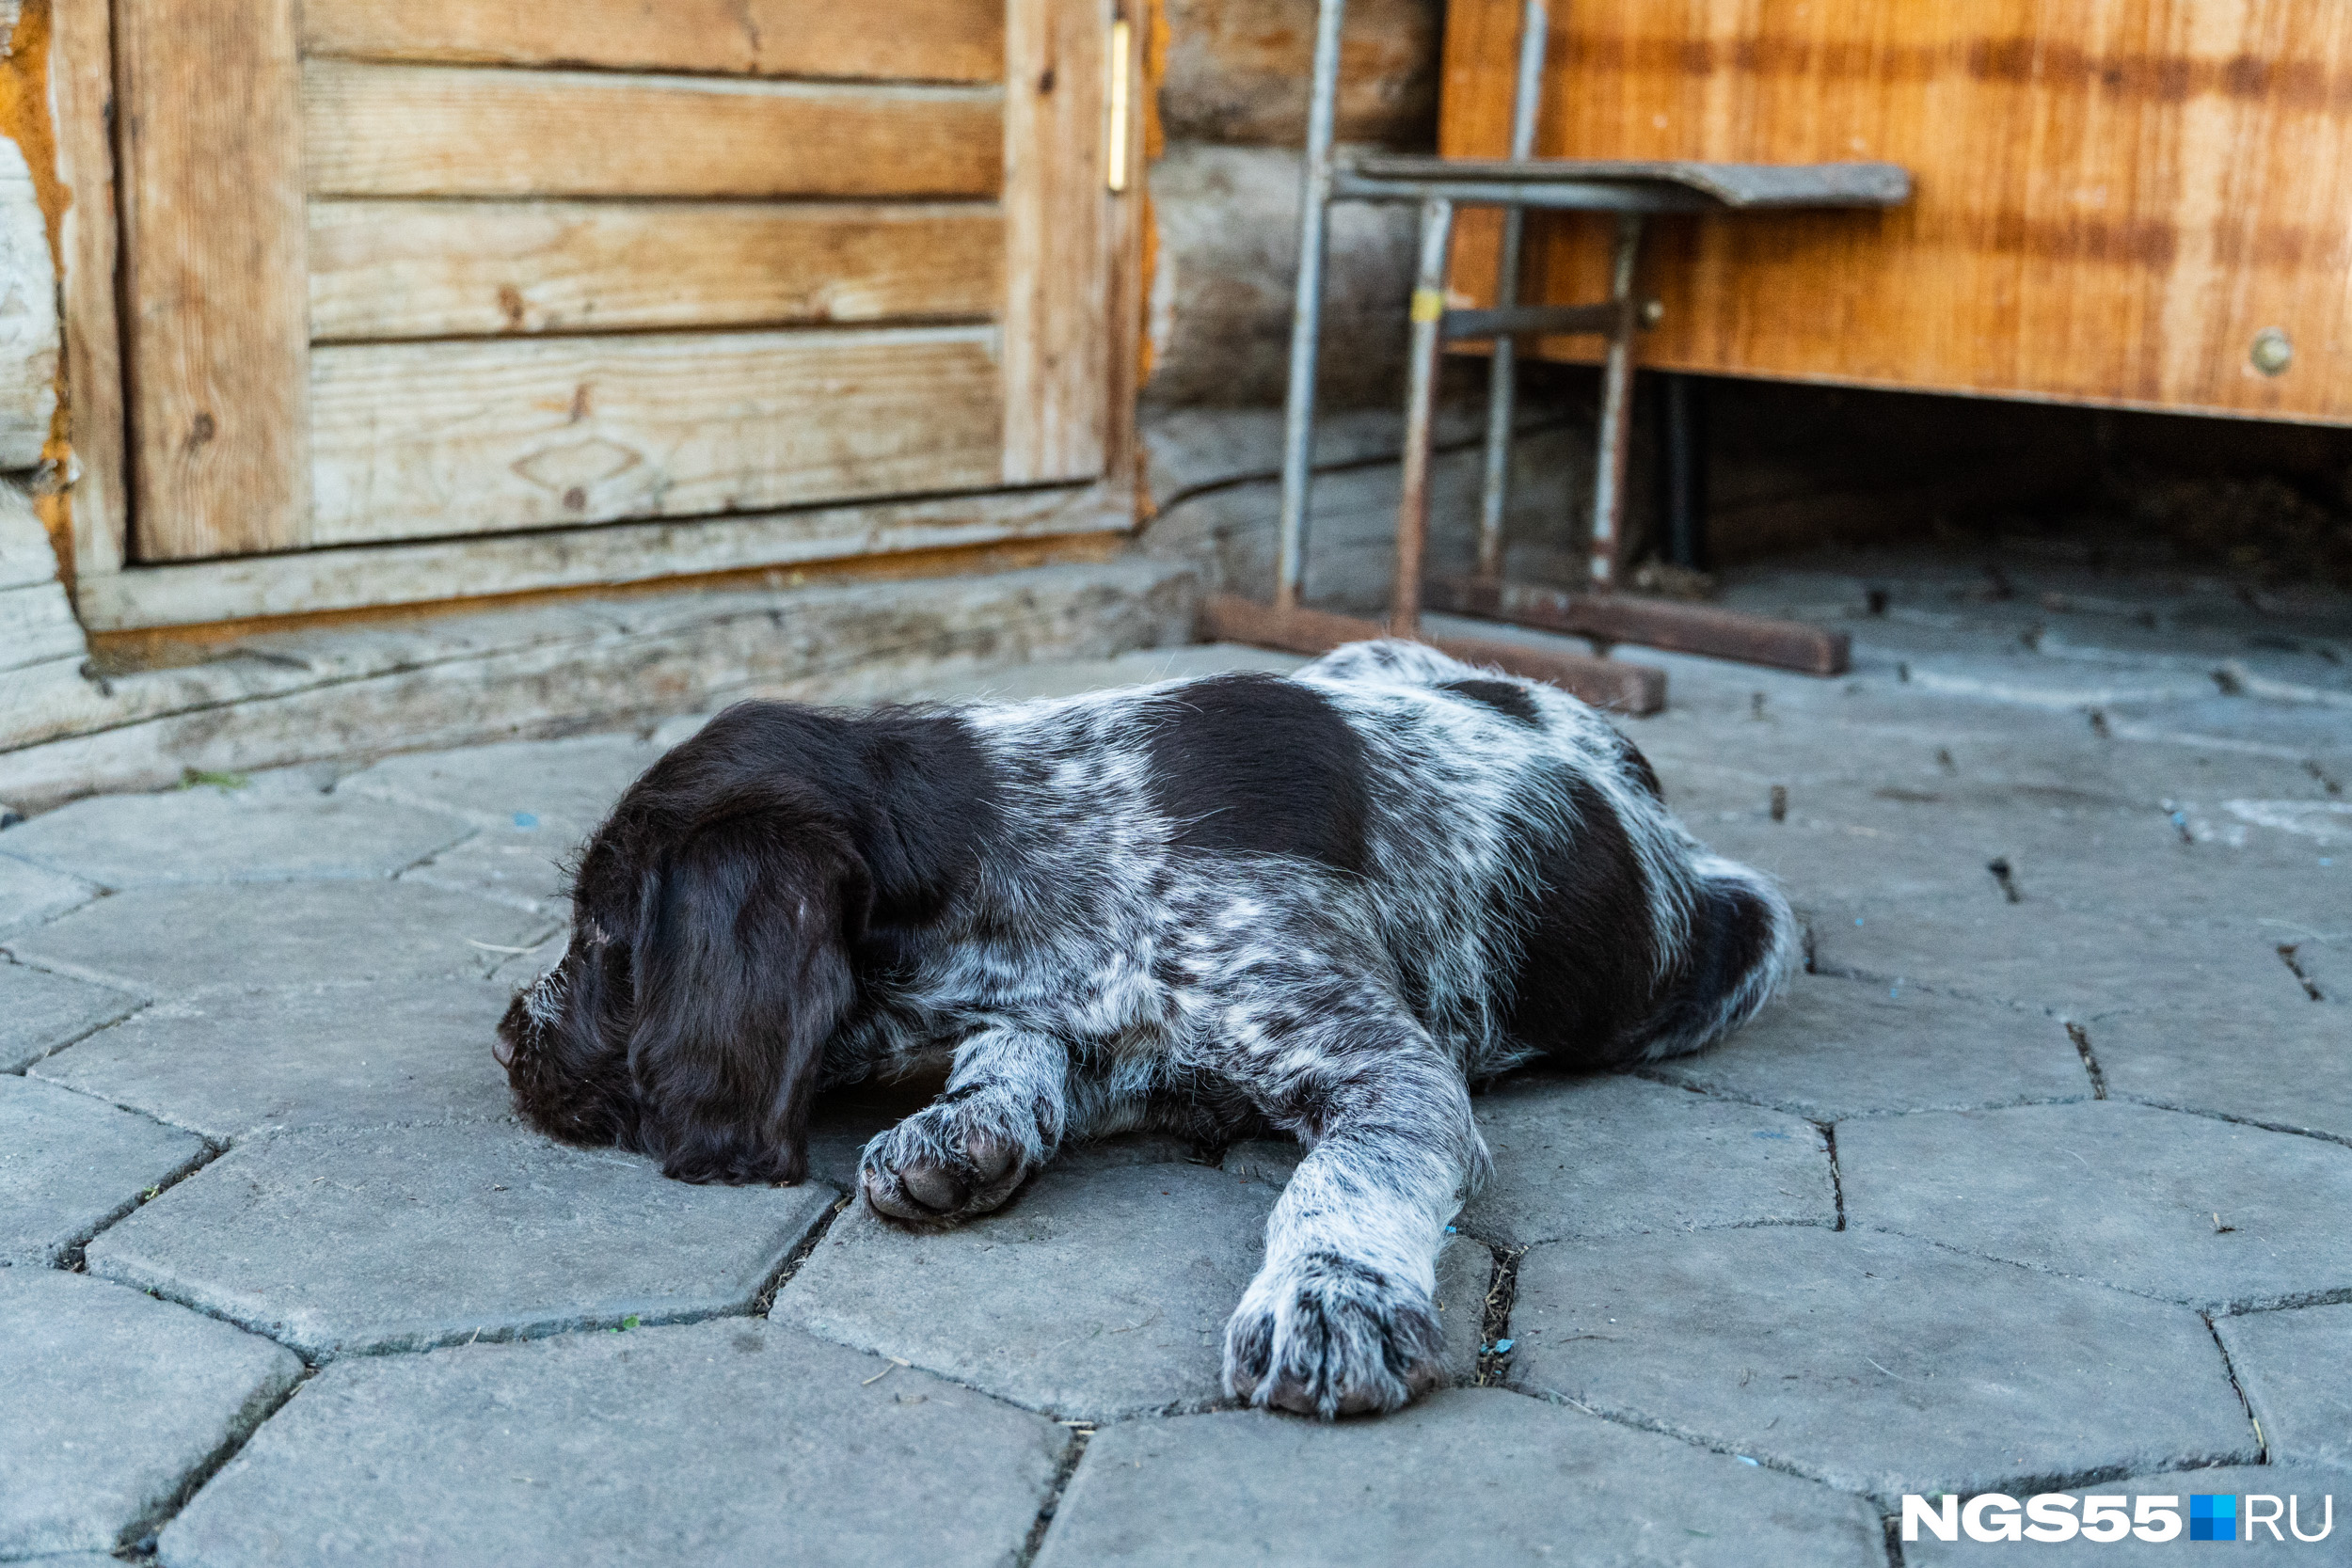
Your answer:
[301,0,1005,86]
[1002,0,1117,483]
[308,201,1006,341]
[1439,0,2352,424]
[307,327,1007,546]
[117,0,311,560]
[50,0,126,578]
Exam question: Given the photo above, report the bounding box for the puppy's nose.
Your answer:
[492,1030,516,1068]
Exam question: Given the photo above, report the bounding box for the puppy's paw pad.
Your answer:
[1223,1253,1448,1418]
[860,1103,1038,1227]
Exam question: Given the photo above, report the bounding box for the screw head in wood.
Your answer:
[2249,327,2293,376]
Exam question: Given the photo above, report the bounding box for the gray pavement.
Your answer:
[2,544,2347,1561]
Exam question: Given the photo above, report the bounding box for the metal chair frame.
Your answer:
[1206,0,1911,689]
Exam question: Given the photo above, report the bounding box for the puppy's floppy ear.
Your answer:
[626,812,869,1184]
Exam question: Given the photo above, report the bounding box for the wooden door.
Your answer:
[115,0,1132,564]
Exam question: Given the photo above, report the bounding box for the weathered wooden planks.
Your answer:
[117,0,313,560]
[52,0,130,577]
[301,0,1004,85]
[304,61,1004,199]
[309,201,1004,341]
[1440,0,2352,424]
[1001,0,1117,483]
[307,327,1006,546]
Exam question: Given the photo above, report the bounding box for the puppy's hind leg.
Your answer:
[862,1026,1070,1226]
[1221,1011,1487,1418]
[1632,855,1799,1063]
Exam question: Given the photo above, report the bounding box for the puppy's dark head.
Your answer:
[496,705,871,1184]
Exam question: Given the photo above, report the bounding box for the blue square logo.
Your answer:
[2189,1494,2237,1542]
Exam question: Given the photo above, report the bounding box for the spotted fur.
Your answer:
[498,641,1797,1418]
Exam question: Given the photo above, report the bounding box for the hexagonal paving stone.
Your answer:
[1903,1466,2350,1561]
[1839,1101,2352,1311]
[0,852,98,935]
[398,833,577,915]
[158,1320,1066,1568]
[0,1270,301,1559]
[1646,973,2090,1118]
[339,734,660,838]
[8,880,554,994]
[0,958,142,1072]
[0,786,467,888]
[2090,1008,2352,1144]
[774,1161,1492,1419]
[1807,896,2312,1020]
[1456,1073,1834,1246]
[1031,1388,1888,1568]
[0,1075,210,1266]
[84,1121,837,1358]
[34,979,513,1140]
[2217,1304,2352,1476]
[1505,1227,2253,1504]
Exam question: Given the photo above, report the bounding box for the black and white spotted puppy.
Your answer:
[497,640,1795,1418]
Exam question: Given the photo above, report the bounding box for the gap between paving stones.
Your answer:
[2203,1313,2272,1465]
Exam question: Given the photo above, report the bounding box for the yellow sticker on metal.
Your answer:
[1409,288,1447,325]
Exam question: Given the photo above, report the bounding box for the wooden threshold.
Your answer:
[73,482,1129,632]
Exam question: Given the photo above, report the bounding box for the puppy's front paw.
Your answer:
[1223,1252,1449,1418]
[860,1092,1042,1227]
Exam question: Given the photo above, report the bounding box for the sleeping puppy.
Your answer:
[497,640,1795,1418]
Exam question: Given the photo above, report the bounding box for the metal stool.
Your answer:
[1202,0,1910,705]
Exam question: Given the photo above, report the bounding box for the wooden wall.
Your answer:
[1441,0,2352,425]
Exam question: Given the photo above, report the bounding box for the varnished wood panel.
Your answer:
[304,61,1003,199]
[118,0,312,560]
[1440,0,2352,424]
[1001,0,1119,483]
[302,0,1004,85]
[310,201,1005,341]
[308,327,1005,546]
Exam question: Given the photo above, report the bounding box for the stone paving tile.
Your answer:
[1839,1102,2352,1311]
[397,833,578,915]
[0,786,468,888]
[0,958,143,1072]
[0,1074,210,1266]
[0,851,98,935]
[32,979,514,1140]
[2090,1008,2352,1144]
[338,733,660,837]
[1646,972,2090,1118]
[0,1270,301,1559]
[8,880,554,995]
[1806,895,2313,1020]
[85,1121,839,1358]
[158,1320,1066,1568]
[1031,1388,1888,1568]
[776,1158,1489,1421]
[773,1161,1279,1419]
[1506,1227,2254,1504]
[2217,1304,2352,1476]
[1456,1073,1835,1246]
[1903,1466,2351,1561]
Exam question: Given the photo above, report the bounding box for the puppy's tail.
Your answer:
[1626,856,1798,1063]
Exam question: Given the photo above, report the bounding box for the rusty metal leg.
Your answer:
[1274,0,1351,613]
[1393,196,1455,639]
[1587,213,1645,591]
[1475,0,1551,580]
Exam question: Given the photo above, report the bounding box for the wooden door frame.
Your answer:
[57,0,1145,633]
